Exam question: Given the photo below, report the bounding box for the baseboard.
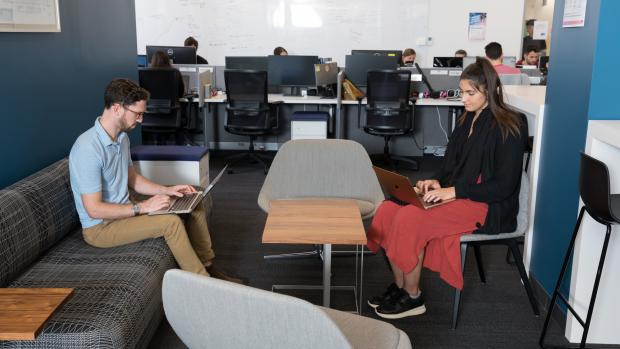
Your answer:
[531,275,566,333]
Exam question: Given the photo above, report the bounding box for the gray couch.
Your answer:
[0,159,176,349]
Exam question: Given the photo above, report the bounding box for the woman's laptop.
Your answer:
[372,166,454,209]
[149,165,228,215]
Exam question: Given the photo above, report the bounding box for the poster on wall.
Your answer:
[562,0,587,27]
[468,12,487,40]
[533,21,548,39]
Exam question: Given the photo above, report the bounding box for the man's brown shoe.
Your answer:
[206,265,244,284]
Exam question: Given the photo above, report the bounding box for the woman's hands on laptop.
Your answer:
[415,179,456,203]
[164,185,197,198]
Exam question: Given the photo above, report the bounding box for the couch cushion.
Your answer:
[3,231,176,349]
[0,159,79,287]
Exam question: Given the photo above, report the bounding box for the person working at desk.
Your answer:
[516,45,539,67]
[184,36,208,64]
[273,46,288,55]
[401,48,416,66]
[454,49,467,58]
[69,79,241,283]
[485,42,521,74]
[149,50,185,98]
[367,58,527,319]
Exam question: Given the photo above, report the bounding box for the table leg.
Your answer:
[360,244,364,315]
[323,243,332,307]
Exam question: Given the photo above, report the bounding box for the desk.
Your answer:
[0,288,74,340]
[262,199,367,311]
[202,94,462,155]
[503,85,546,273]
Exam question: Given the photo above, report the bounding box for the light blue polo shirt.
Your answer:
[69,117,133,228]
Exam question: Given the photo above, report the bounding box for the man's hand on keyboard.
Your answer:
[165,185,197,198]
[140,194,171,214]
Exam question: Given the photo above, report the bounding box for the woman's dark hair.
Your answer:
[150,51,172,68]
[458,57,521,140]
[273,46,288,55]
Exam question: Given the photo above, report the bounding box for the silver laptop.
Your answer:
[149,165,227,215]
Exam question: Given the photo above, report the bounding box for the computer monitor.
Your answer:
[344,54,400,87]
[502,56,517,67]
[315,62,338,86]
[433,57,463,68]
[137,55,147,68]
[267,55,319,87]
[225,56,268,71]
[146,45,197,65]
[539,55,549,71]
[462,56,476,70]
[351,49,402,66]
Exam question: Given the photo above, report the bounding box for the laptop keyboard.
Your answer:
[169,193,199,211]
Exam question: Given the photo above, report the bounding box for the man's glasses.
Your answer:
[123,105,145,118]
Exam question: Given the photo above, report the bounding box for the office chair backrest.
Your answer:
[365,70,412,131]
[163,269,353,349]
[579,153,615,223]
[139,68,181,103]
[258,139,385,218]
[366,70,411,107]
[224,69,268,108]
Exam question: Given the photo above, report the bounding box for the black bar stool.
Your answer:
[539,153,620,348]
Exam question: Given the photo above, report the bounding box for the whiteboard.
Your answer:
[0,0,60,32]
[135,0,430,66]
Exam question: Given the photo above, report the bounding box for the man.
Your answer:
[454,49,467,58]
[517,46,539,66]
[484,42,521,74]
[69,79,239,282]
[401,48,416,66]
[522,19,546,55]
[184,36,208,64]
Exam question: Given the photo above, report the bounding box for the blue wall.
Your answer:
[530,0,602,295]
[588,0,620,120]
[0,0,139,189]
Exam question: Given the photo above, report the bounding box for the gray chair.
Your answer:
[162,269,412,349]
[258,139,385,259]
[452,172,540,328]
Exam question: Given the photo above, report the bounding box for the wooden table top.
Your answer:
[0,288,74,341]
[262,199,367,245]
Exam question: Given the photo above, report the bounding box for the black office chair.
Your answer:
[224,70,278,174]
[363,70,418,170]
[540,153,620,349]
[138,68,183,145]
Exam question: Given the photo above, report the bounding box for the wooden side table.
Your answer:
[262,199,367,312]
[0,288,74,340]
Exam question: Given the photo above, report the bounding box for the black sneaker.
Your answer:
[375,288,426,319]
[367,283,400,309]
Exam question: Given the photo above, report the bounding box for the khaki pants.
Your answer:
[83,200,214,276]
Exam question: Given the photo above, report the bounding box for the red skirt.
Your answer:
[367,199,488,289]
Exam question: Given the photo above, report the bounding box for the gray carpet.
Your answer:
[148,153,570,349]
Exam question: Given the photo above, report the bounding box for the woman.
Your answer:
[367,57,528,319]
[149,50,185,98]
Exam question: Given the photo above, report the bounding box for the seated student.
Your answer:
[454,49,467,58]
[69,79,241,283]
[401,48,416,66]
[516,46,539,67]
[367,57,527,319]
[273,46,288,55]
[484,42,521,74]
[523,19,546,55]
[184,36,208,64]
[149,51,185,98]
